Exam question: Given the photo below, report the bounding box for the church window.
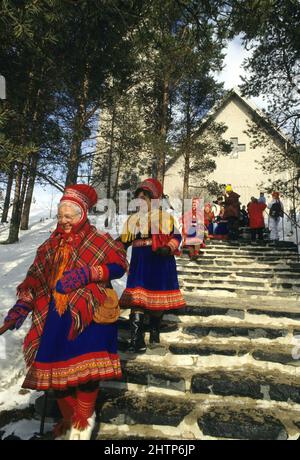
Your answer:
[229,137,246,159]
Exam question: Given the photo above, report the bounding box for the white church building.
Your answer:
[163,87,291,207]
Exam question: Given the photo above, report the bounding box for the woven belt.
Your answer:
[132,238,152,248]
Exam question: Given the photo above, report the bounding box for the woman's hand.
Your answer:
[55,266,90,294]
[4,301,32,330]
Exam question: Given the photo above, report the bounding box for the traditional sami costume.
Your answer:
[119,209,185,312]
[4,184,127,438]
[119,178,185,354]
[181,197,205,259]
[20,222,127,391]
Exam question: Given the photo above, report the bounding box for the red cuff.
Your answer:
[89,265,109,282]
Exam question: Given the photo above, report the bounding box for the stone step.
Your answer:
[179,273,300,287]
[117,332,300,366]
[206,240,297,249]
[167,342,300,366]
[178,254,299,261]
[182,288,300,300]
[96,387,295,440]
[177,259,300,268]
[190,249,299,257]
[181,281,300,296]
[181,324,286,340]
[191,368,300,404]
[108,358,300,404]
[169,304,300,321]
[200,244,298,251]
[119,312,300,332]
[97,388,194,429]
[118,320,297,344]
[177,267,300,278]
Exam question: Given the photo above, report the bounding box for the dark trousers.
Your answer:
[227,217,239,240]
[250,228,264,242]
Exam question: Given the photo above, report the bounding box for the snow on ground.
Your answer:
[0,211,56,413]
[0,418,53,440]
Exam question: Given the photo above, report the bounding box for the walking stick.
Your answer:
[0,320,16,335]
[39,391,48,437]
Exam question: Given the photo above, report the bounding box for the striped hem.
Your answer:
[119,287,186,311]
[22,351,121,390]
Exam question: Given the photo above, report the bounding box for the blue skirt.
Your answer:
[120,246,185,311]
[22,300,122,390]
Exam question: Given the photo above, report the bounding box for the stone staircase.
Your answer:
[97,240,300,440]
[5,240,300,440]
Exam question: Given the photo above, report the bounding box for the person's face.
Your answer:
[137,190,151,210]
[57,204,81,233]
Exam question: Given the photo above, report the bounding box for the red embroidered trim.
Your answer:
[22,352,122,390]
[120,287,186,310]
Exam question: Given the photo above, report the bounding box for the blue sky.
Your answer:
[216,36,267,109]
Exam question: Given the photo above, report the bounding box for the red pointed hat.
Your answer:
[136,178,163,199]
[60,184,98,213]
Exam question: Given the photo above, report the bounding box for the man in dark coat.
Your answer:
[223,185,241,241]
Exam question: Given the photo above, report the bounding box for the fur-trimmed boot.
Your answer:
[68,387,98,440]
[127,312,146,353]
[68,412,96,441]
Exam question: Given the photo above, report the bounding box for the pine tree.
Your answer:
[230,0,300,203]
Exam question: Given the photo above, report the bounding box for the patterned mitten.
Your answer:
[4,301,32,330]
[56,267,90,294]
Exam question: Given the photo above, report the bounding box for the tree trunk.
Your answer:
[183,150,190,199]
[183,83,192,200]
[157,78,169,185]
[20,154,39,230]
[1,162,14,223]
[65,72,89,187]
[65,122,82,186]
[182,83,193,216]
[107,103,117,199]
[6,163,24,243]
[112,150,123,203]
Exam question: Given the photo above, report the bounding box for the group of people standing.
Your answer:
[241,190,284,243]
[187,186,284,250]
[2,179,185,440]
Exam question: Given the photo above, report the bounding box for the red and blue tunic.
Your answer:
[119,210,186,312]
[17,222,127,391]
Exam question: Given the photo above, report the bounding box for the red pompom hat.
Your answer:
[135,178,163,199]
[59,184,98,224]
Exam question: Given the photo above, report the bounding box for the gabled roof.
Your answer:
[209,86,293,146]
[165,87,295,173]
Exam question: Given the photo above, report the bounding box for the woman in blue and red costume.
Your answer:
[3,184,127,440]
[119,178,186,353]
[181,197,205,260]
